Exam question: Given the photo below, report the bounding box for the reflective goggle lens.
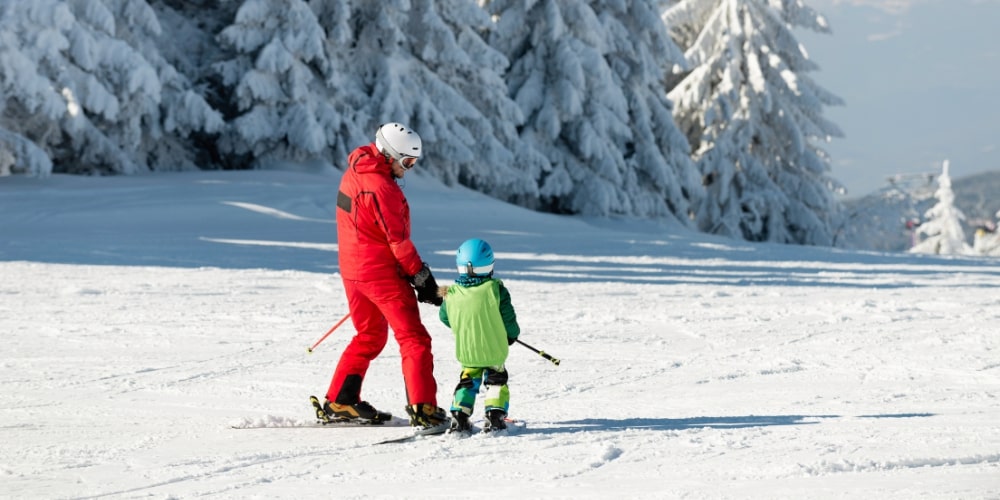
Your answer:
[401,156,418,169]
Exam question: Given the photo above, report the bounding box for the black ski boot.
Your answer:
[449,410,472,433]
[483,408,507,433]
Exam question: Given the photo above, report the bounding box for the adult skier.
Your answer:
[317,123,449,431]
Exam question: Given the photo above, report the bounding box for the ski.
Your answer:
[229,396,408,429]
[373,421,450,445]
[474,417,526,435]
[372,418,525,444]
[502,417,526,429]
[231,418,411,429]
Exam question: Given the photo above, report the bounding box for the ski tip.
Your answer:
[414,420,451,436]
[374,425,449,445]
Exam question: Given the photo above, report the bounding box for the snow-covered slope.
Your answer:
[1,170,998,498]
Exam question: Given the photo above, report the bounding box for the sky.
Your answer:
[798,0,1000,197]
[1,167,998,498]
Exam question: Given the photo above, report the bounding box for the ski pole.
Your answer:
[307,313,351,353]
[516,339,561,366]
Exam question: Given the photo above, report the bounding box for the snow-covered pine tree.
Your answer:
[591,0,703,221]
[910,160,973,255]
[0,0,222,175]
[148,0,233,169]
[306,0,371,165]
[663,0,845,244]
[0,125,53,178]
[311,0,534,200]
[0,2,55,176]
[100,0,224,171]
[0,1,140,174]
[486,0,657,216]
[388,0,538,200]
[0,142,11,175]
[212,0,339,168]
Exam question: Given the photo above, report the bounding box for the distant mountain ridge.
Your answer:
[840,170,1000,252]
[953,171,1000,230]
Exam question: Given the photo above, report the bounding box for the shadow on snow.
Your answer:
[536,413,936,434]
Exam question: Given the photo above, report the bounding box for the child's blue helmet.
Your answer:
[455,238,494,277]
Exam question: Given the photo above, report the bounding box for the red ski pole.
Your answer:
[307,313,351,353]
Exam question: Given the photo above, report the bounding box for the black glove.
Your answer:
[508,336,517,346]
[411,263,442,306]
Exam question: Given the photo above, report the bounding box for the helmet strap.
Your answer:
[466,262,475,276]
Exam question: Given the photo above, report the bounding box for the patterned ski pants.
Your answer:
[451,366,509,415]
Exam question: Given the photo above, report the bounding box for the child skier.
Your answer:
[437,238,520,433]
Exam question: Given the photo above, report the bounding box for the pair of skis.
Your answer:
[231,396,520,445]
[230,397,450,444]
[360,418,522,444]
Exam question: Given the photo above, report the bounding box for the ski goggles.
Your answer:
[400,155,418,170]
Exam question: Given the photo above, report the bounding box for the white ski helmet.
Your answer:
[375,123,422,165]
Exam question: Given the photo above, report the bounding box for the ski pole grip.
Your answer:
[516,339,561,366]
[539,351,561,366]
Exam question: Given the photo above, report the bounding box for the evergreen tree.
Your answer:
[484,0,594,214]
[517,0,635,216]
[663,0,844,244]
[151,0,237,169]
[306,0,371,166]
[331,1,536,199]
[211,0,337,167]
[592,0,703,221]
[487,0,688,218]
[0,1,54,178]
[368,0,538,200]
[104,0,224,171]
[0,0,221,176]
[213,0,538,199]
[910,160,972,256]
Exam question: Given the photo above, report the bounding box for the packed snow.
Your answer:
[1,169,998,499]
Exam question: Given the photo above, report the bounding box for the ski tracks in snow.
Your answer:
[3,255,1000,497]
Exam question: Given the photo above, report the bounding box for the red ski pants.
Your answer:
[326,277,438,406]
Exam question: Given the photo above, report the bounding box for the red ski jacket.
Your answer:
[336,143,424,282]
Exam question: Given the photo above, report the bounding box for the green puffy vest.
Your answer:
[442,280,509,367]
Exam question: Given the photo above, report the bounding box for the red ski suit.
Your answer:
[326,143,438,406]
